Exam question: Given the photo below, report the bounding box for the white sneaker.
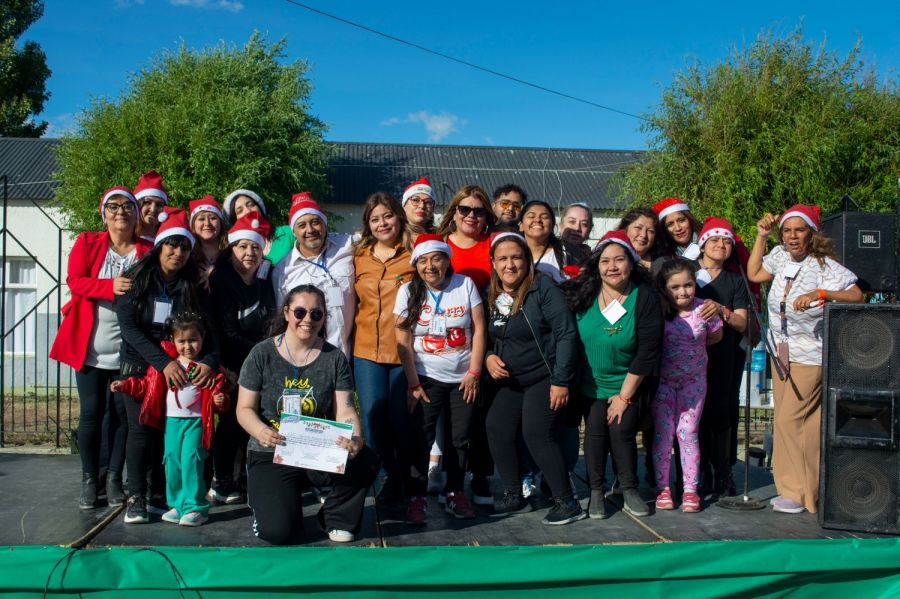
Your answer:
[161,508,180,524]
[521,475,537,499]
[178,511,208,526]
[427,466,445,495]
[328,529,354,543]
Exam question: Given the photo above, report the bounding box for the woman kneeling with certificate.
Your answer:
[236,284,379,544]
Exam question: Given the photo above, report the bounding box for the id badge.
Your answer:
[776,341,791,378]
[602,299,627,325]
[696,268,712,288]
[280,389,303,417]
[257,259,271,280]
[429,314,448,337]
[325,285,344,308]
[782,261,802,279]
[682,243,701,261]
[152,298,173,324]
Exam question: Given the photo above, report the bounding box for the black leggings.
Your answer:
[120,384,165,498]
[246,447,380,545]
[579,393,639,491]
[212,388,248,484]
[75,366,127,477]
[414,377,475,494]
[486,378,569,499]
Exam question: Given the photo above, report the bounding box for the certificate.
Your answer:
[273,415,353,474]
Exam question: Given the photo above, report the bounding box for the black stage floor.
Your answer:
[0,453,883,548]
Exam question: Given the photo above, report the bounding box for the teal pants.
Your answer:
[164,417,210,517]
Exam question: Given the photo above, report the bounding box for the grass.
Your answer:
[1,391,79,448]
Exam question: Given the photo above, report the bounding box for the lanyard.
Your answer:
[779,265,802,336]
[428,288,444,315]
[299,251,333,282]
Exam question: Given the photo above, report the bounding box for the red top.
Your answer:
[447,234,492,292]
[49,231,153,371]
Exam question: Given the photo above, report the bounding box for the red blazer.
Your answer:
[49,231,153,371]
[117,341,228,450]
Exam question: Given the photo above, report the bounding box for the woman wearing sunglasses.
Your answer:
[236,285,379,544]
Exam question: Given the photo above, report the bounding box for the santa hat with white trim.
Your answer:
[652,197,690,221]
[99,186,138,219]
[490,231,525,248]
[188,195,224,227]
[223,188,266,220]
[228,210,270,248]
[402,177,434,206]
[410,233,452,264]
[288,193,327,229]
[154,207,195,248]
[698,216,735,248]
[593,229,641,262]
[779,204,820,231]
[133,170,168,204]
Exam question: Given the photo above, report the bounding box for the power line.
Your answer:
[282,0,647,122]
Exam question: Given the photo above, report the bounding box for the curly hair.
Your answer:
[561,243,651,314]
[775,229,836,267]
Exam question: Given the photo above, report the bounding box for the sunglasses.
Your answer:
[497,199,522,211]
[105,202,136,214]
[457,205,488,219]
[292,307,325,322]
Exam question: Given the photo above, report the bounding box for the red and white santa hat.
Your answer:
[228,210,270,248]
[490,231,525,248]
[698,216,735,248]
[288,192,327,229]
[133,170,168,204]
[402,177,434,206]
[99,186,138,219]
[594,229,640,262]
[154,207,195,248]
[188,195,224,226]
[652,197,690,221]
[410,233,452,264]
[779,204,820,231]
[223,188,266,220]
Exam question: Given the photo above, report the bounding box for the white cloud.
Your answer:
[43,113,77,138]
[483,136,496,146]
[114,0,145,7]
[381,110,464,143]
[169,0,244,12]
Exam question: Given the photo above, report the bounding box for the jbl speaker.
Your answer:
[821,212,897,293]
[819,303,900,533]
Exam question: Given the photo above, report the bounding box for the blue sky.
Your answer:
[26,0,900,150]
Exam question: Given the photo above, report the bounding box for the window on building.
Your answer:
[3,258,37,354]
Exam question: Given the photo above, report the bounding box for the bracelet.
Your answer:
[722,306,733,322]
[616,394,633,405]
[816,288,826,303]
[467,370,481,378]
[408,383,422,391]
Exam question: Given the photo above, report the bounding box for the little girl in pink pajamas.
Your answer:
[652,259,723,513]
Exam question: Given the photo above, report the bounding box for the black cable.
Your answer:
[42,547,79,599]
[282,0,647,122]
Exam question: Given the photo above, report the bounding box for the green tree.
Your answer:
[619,28,900,239]
[55,33,329,232]
[0,0,51,137]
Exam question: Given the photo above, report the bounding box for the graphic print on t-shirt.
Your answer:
[418,303,469,353]
[278,377,318,419]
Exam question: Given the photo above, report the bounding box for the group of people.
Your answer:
[51,169,862,545]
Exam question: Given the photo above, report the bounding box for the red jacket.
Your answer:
[117,341,228,450]
[49,231,153,370]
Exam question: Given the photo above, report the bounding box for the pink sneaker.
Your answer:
[445,491,475,519]
[681,491,701,513]
[655,488,674,510]
[772,497,805,514]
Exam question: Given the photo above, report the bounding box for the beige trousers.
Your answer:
[771,359,823,513]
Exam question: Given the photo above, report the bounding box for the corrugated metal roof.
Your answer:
[0,138,644,211]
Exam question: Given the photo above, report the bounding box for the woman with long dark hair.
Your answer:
[653,197,702,261]
[519,200,567,283]
[617,207,666,270]
[189,196,227,288]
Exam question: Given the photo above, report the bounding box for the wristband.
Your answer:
[408,383,422,391]
[616,394,633,405]
[722,307,733,322]
[816,288,826,303]
[467,370,481,378]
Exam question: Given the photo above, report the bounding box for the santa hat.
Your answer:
[779,204,820,231]
[652,197,690,221]
[188,195,224,226]
[698,216,735,248]
[402,177,434,206]
[223,188,266,220]
[288,193,327,228]
[133,170,168,204]
[228,210,270,248]
[99,186,138,219]
[594,230,640,262]
[154,207,195,248]
[490,231,525,248]
[410,233,452,264]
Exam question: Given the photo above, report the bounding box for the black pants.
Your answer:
[486,378,569,499]
[75,366,127,477]
[468,382,495,478]
[212,388,248,484]
[247,447,380,545]
[120,381,165,498]
[701,347,738,481]
[579,393,639,491]
[414,377,475,494]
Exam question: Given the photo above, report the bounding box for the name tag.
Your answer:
[152,298,172,325]
[696,268,712,288]
[783,261,802,279]
[325,285,343,308]
[602,299,627,325]
[682,243,701,261]
[257,259,271,280]
[429,314,447,337]
[281,389,303,417]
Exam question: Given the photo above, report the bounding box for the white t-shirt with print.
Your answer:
[393,273,482,384]
[762,245,857,365]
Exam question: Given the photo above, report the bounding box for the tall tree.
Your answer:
[55,34,330,232]
[0,0,51,137]
[619,28,900,238]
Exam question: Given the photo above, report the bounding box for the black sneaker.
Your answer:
[588,489,608,519]
[79,474,98,510]
[492,490,532,515]
[124,496,149,524]
[146,493,169,515]
[622,488,650,517]
[542,496,587,525]
[470,476,494,506]
[106,473,125,507]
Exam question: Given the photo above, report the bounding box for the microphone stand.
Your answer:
[717,261,767,510]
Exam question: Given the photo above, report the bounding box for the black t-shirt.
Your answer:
[238,337,354,453]
[697,269,750,351]
[209,263,276,373]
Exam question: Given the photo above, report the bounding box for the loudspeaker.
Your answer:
[821,212,897,293]
[820,303,900,533]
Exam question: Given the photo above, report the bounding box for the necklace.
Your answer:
[700,258,723,271]
[281,335,316,368]
[599,285,626,310]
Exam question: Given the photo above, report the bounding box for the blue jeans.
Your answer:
[352,358,409,480]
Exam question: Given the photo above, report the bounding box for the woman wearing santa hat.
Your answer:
[189,195,227,288]
[402,177,437,236]
[652,197,702,262]
[50,187,153,510]
[747,204,862,514]
[222,188,295,265]
[207,211,277,505]
[133,170,169,241]
[114,206,220,525]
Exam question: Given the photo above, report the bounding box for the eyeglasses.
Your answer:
[457,205,488,219]
[292,307,325,322]
[105,202,136,214]
[497,200,522,211]
[408,197,434,208]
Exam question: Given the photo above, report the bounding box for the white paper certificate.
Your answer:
[273,415,353,474]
